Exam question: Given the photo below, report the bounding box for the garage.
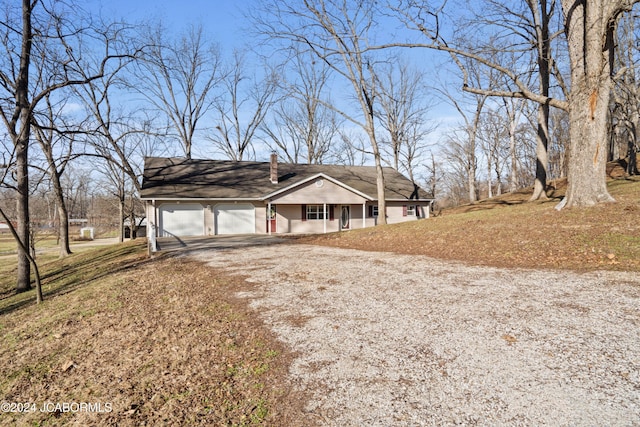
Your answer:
[159,204,204,237]
[214,204,255,235]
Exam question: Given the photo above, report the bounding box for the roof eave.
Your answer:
[140,197,263,202]
[384,198,435,202]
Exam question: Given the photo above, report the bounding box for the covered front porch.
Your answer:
[265,202,375,234]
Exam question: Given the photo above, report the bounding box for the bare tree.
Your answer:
[558,0,637,206]
[441,116,481,203]
[209,51,279,161]
[255,0,389,223]
[611,11,640,175]
[376,60,436,183]
[0,0,36,293]
[73,50,163,242]
[0,0,133,295]
[0,146,43,302]
[31,93,80,257]
[478,109,501,198]
[436,55,491,203]
[424,150,441,200]
[333,130,368,166]
[133,24,222,159]
[390,0,638,207]
[548,107,569,180]
[262,49,341,164]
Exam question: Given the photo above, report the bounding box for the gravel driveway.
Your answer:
[192,243,640,426]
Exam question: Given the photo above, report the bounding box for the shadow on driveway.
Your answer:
[154,234,287,255]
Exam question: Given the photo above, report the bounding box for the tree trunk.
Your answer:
[561,0,624,207]
[508,104,518,193]
[467,129,478,203]
[47,160,72,257]
[15,141,31,292]
[565,81,614,206]
[56,197,72,256]
[529,0,552,201]
[375,158,387,225]
[530,102,550,200]
[14,0,33,292]
[367,125,387,225]
[118,194,125,243]
[486,150,493,199]
[1,207,41,302]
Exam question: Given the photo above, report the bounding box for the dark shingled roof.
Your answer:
[140,157,432,201]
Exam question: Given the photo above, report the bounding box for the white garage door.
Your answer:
[159,204,204,237]
[214,204,255,235]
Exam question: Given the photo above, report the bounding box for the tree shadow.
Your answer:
[0,242,147,316]
[456,199,526,214]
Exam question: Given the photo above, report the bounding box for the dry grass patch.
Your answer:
[298,178,640,272]
[0,243,307,426]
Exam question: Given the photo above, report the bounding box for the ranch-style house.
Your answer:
[141,155,433,249]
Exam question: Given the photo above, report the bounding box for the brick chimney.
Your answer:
[269,152,278,184]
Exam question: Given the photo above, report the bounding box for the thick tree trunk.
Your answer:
[561,0,625,207]
[14,0,33,292]
[565,80,615,206]
[15,139,31,292]
[1,207,41,302]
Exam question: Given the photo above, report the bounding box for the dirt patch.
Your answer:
[195,243,640,426]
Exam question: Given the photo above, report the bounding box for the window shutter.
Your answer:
[403,205,407,217]
[301,204,307,221]
[368,205,373,217]
[329,205,334,221]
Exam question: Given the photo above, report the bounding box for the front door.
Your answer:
[267,206,277,233]
[340,205,350,230]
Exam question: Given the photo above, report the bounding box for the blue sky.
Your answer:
[89,0,249,50]
[83,0,461,162]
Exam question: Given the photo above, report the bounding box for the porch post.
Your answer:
[323,203,327,233]
[149,199,157,253]
[267,202,272,235]
[362,203,366,229]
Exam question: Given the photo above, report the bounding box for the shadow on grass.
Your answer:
[0,242,148,316]
[456,199,526,214]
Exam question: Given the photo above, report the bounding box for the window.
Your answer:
[306,205,326,220]
[371,205,378,217]
[406,205,416,216]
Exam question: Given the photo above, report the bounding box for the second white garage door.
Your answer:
[214,204,255,235]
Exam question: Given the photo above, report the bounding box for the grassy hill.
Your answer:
[300,177,640,272]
